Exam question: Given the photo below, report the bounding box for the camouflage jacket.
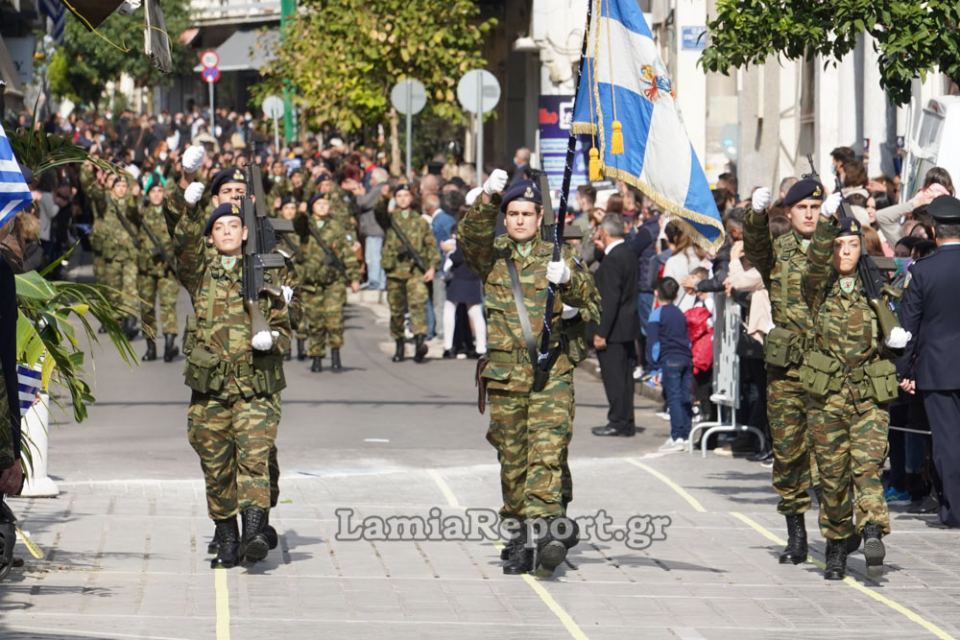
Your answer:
[174,203,291,399]
[296,216,360,287]
[744,211,813,342]
[276,236,304,330]
[129,203,176,276]
[460,195,600,393]
[374,200,438,280]
[96,195,139,260]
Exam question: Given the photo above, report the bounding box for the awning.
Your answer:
[192,28,278,73]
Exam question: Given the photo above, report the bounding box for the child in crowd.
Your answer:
[647,277,693,452]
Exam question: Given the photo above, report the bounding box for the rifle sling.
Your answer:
[505,259,539,369]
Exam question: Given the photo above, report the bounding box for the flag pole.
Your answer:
[535,0,594,380]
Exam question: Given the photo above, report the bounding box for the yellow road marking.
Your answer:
[428,470,589,640]
[625,459,707,512]
[16,527,43,559]
[214,567,231,640]
[730,512,956,640]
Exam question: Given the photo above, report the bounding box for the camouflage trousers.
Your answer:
[810,392,890,540]
[302,282,346,357]
[101,254,139,317]
[269,445,280,508]
[768,371,820,515]
[138,270,179,337]
[188,391,280,521]
[486,372,574,520]
[386,275,428,339]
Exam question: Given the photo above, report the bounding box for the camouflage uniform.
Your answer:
[130,201,179,338]
[97,195,140,316]
[80,166,107,286]
[375,201,438,339]
[460,195,600,520]
[801,218,895,540]
[744,212,819,516]
[174,203,290,521]
[297,216,360,357]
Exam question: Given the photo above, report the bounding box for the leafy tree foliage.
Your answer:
[701,0,960,105]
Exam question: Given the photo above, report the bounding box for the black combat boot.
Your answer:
[392,339,405,362]
[141,339,157,362]
[0,502,16,581]
[778,514,808,564]
[123,316,139,340]
[310,356,323,373]
[862,523,886,577]
[240,507,270,564]
[211,518,240,569]
[296,338,306,361]
[263,511,279,551]
[331,348,342,371]
[500,520,522,560]
[502,524,534,575]
[534,517,575,574]
[207,526,221,555]
[163,334,179,362]
[823,538,848,580]
[413,334,428,363]
[845,531,862,554]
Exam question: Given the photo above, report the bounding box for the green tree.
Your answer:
[48,0,193,107]
[700,0,960,105]
[258,0,496,134]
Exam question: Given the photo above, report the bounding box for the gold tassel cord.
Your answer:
[589,147,602,181]
[604,0,623,156]
[611,120,624,155]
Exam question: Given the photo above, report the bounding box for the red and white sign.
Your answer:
[199,49,220,69]
[201,66,221,84]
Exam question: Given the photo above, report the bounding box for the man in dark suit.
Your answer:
[898,195,960,528]
[591,214,639,437]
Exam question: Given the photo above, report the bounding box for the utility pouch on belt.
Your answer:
[864,359,898,404]
[475,355,490,414]
[182,317,197,356]
[184,345,223,394]
[251,353,286,395]
[798,351,841,397]
[764,326,798,369]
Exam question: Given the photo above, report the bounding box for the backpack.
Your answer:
[685,304,713,375]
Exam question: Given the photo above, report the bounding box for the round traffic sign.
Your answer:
[199,49,220,69]
[201,66,221,84]
[390,79,427,115]
[262,95,284,119]
[457,70,500,114]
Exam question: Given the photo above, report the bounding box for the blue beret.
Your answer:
[836,216,862,237]
[209,167,246,196]
[928,195,960,222]
[783,179,824,207]
[204,202,244,236]
[500,180,542,212]
[308,193,327,211]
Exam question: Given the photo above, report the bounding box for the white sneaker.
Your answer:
[658,437,678,452]
[655,411,670,421]
[632,366,644,380]
[658,437,687,453]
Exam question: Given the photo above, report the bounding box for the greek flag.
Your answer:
[0,122,32,229]
[17,365,42,411]
[572,0,723,250]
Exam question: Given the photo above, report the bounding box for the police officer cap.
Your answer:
[204,202,244,236]
[927,195,960,222]
[836,216,862,238]
[209,167,246,196]
[782,179,824,207]
[500,180,542,212]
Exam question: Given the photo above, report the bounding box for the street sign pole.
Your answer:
[390,79,427,179]
[457,70,499,187]
[273,117,280,152]
[475,73,483,186]
[208,79,214,133]
[405,83,413,178]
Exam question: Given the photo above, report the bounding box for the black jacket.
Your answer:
[594,241,639,343]
[898,244,960,390]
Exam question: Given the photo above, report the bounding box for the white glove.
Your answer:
[546,260,571,285]
[885,327,912,349]
[184,181,205,206]
[281,286,294,305]
[465,186,484,206]
[182,145,206,174]
[821,192,843,218]
[483,169,509,196]
[251,330,279,351]
[751,187,771,213]
[561,304,580,320]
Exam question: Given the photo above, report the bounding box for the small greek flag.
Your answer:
[572,0,723,250]
[17,365,42,411]
[0,122,32,229]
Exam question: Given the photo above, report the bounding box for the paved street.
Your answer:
[2,296,959,640]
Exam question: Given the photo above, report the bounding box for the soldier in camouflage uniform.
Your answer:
[96,173,141,337]
[745,179,823,565]
[131,180,180,362]
[297,194,361,372]
[461,171,600,575]
[80,164,108,286]
[374,184,437,363]
[173,192,290,569]
[801,199,898,580]
[276,197,306,362]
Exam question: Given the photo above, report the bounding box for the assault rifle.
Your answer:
[136,212,176,272]
[303,217,349,281]
[241,164,294,337]
[375,197,429,274]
